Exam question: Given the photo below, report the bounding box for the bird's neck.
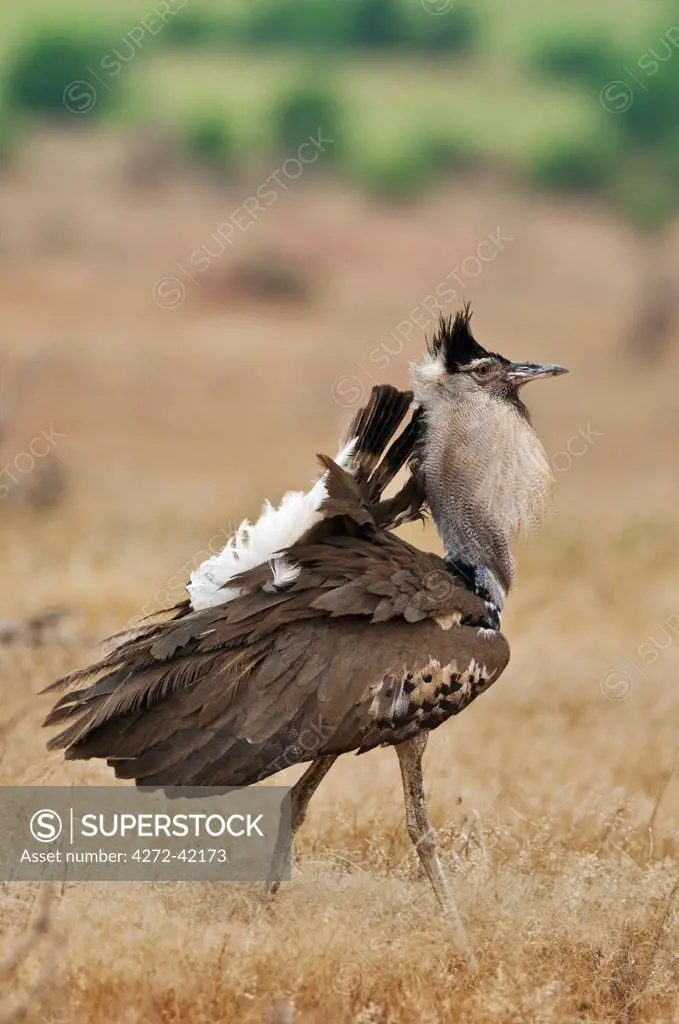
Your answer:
[419,395,552,610]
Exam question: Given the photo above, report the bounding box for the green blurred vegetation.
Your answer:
[271,83,343,161]
[0,0,678,215]
[528,32,615,86]
[161,0,477,55]
[5,29,118,117]
[527,18,679,232]
[182,112,236,176]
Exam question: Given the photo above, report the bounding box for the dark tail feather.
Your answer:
[311,388,425,536]
[366,406,424,503]
[344,385,413,488]
[372,471,427,530]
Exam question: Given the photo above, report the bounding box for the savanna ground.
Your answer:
[1,130,679,1023]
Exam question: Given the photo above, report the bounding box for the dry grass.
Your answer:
[1,134,679,1022]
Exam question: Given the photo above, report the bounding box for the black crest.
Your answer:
[427,304,494,373]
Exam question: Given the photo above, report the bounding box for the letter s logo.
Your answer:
[30,809,63,843]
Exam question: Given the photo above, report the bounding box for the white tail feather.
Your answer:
[187,439,356,611]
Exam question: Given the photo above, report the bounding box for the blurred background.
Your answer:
[2,2,679,1021]
[1,0,679,562]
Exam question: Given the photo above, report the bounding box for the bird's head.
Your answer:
[411,304,567,420]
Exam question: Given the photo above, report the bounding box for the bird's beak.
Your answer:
[506,362,569,385]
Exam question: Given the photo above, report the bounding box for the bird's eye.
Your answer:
[475,362,491,376]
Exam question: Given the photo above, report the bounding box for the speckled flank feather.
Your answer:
[364,654,495,750]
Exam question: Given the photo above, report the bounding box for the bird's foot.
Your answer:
[260,878,281,903]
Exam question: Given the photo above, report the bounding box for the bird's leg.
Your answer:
[263,754,337,898]
[395,736,478,961]
[395,735,476,963]
[395,733,454,911]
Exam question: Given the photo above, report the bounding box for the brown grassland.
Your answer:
[1,133,679,1023]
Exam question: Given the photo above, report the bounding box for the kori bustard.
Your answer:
[44,307,567,912]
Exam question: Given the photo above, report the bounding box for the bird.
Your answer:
[43,305,567,913]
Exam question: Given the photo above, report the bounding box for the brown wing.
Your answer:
[43,524,508,786]
[113,618,507,787]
